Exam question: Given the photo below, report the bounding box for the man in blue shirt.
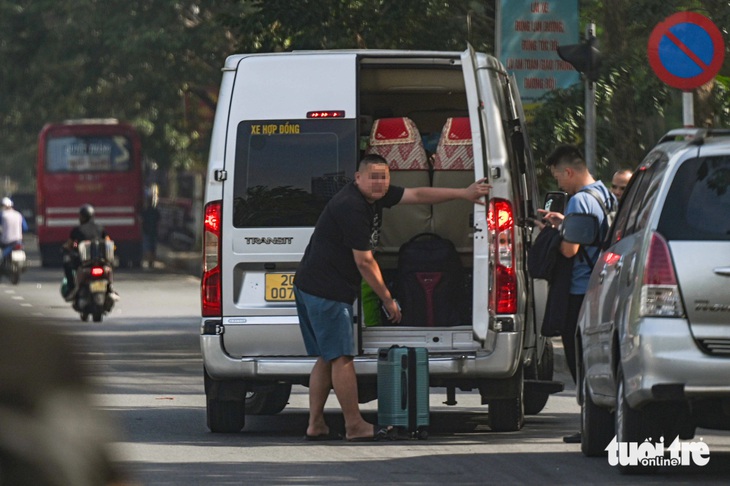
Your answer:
[539,145,616,444]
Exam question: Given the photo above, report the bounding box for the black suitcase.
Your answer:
[377,346,429,439]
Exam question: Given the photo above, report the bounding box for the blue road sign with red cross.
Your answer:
[648,12,725,91]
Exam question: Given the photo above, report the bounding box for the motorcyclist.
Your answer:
[0,197,28,263]
[62,204,108,300]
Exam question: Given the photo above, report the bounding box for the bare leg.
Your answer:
[306,357,332,437]
[331,356,375,440]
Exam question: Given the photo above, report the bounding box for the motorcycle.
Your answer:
[63,239,117,322]
[1,241,27,285]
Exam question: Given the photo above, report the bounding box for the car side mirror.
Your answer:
[544,191,567,214]
[561,213,600,245]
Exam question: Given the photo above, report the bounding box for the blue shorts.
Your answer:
[294,286,355,361]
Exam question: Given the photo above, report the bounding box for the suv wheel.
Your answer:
[615,368,660,474]
[580,366,614,456]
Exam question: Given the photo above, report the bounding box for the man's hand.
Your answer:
[465,178,491,205]
[382,297,402,324]
[537,208,564,228]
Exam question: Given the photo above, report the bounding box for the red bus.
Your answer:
[36,119,144,267]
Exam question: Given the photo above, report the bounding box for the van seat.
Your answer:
[365,117,432,255]
[432,117,475,252]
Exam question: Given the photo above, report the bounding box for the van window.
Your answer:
[658,155,730,241]
[233,119,357,228]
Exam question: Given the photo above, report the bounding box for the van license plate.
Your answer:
[265,273,295,302]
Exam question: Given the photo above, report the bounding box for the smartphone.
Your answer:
[544,191,567,214]
[382,300,401,320]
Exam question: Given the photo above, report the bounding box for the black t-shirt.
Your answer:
[294,181,404,304]
[70,221,107,242]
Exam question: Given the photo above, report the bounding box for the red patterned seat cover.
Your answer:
[432,118,474,171]
[365,118,429,170]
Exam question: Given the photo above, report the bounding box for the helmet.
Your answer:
[79,204,95,222]
[1,197,12,208]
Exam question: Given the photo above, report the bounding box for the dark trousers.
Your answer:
[561,293,585,384]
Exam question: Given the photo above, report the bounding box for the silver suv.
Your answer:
[565,135,730,472]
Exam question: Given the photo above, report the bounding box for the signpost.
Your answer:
[648,12,725,127]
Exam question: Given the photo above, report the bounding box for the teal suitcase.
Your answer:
[377,346,429,439]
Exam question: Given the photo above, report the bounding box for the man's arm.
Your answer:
[353,249,401,323]
[400,178,490,205]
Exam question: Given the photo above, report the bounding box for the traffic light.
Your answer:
[558,34,601,82]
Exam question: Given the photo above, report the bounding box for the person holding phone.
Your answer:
[539,145,615,444]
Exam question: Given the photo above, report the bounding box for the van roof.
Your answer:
[223,49,499,70]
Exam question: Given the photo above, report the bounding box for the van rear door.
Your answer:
[461,46,499,343]
[219,53,358,356]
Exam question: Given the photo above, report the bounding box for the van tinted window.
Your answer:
[659,156,730,241]
[233,119,357,227]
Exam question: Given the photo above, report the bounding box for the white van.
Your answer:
[200,48,561,433]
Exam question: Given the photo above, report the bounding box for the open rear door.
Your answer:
[461,45,492,344]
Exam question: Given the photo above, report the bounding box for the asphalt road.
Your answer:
[1,238,729,485]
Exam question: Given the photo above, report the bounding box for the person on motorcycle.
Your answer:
[0,197,27,263]
[62,204,108,300]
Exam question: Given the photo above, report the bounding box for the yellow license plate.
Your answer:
[265,273,295,302]
[89,280,108,293]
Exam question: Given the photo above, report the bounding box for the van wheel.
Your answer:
[580,366,614,456]
[245,383,292,415]
[488,368,525,432]
[204,369,246,433]
[207,399,246,433]
[524,339,553,415]
[615,367,660,474]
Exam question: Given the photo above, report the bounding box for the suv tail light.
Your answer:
[202,200,222,317]
[488,198,517,314]
[640,232,683,317]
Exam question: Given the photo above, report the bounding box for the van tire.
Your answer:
[245,383,292,415]
[488,368,525,432]
[207,399,246,433]
[524,339,554,415]
[204,369,247,433]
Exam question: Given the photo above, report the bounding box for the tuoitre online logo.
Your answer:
[606,436,710,467]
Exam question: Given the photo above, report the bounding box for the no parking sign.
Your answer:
[648,12,725,90]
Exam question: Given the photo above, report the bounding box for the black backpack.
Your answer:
[527,226,562,281]
[395,233,464,327]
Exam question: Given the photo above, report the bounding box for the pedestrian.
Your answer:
[610,168,633,200]
[0,197,27,262]
[141,198,161,269]
[538,145,616,444]
[293,153,490,442]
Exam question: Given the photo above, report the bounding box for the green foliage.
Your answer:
[1,0,728,196]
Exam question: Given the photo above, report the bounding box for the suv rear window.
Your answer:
[659,155,730,241]
[233,119,357,227]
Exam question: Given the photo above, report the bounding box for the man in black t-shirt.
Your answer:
[294,153,490,441]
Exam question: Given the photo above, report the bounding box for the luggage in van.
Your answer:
[377,346,429,439]
[395,233,464,327]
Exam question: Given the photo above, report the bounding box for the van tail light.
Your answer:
[202,200,222,317]
[640,232,683,317]
[488,198,517,314]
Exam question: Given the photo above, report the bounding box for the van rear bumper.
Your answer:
[201,332,521,381]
